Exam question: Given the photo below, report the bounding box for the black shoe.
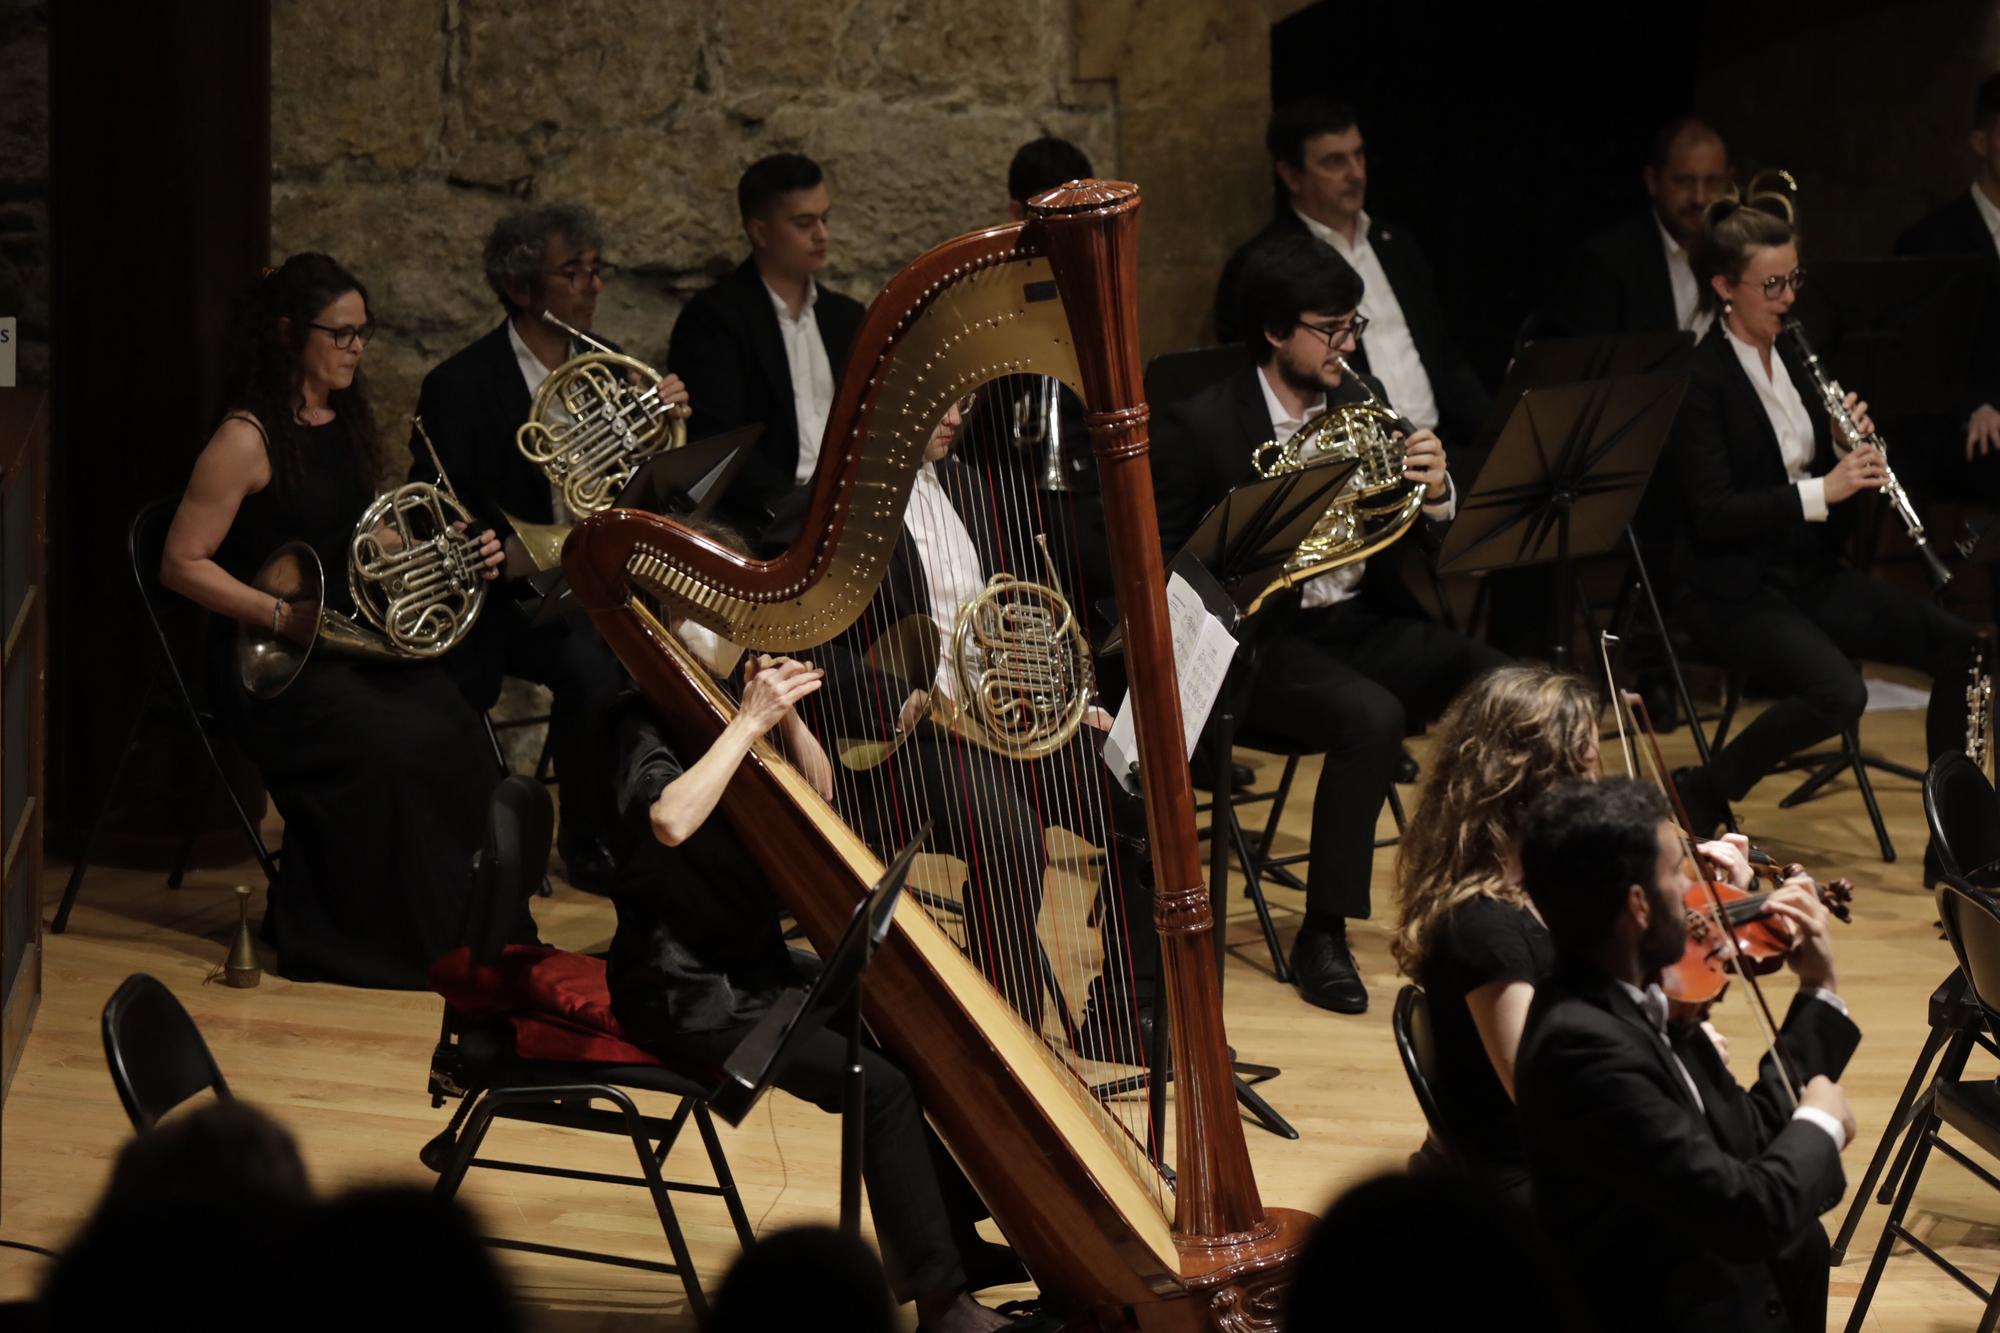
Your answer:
[1395,747,1420,785]
[1289,921,1367,1014]
[961,1237,1031,1292]
[1672,766,1726,838]
[558,835,618,894]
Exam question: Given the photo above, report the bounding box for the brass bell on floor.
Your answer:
[224,884,261,988]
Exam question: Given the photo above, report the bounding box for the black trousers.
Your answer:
[630,1021,971,1304]
[500,618,627,847]
[1241,598,1510,922]
[858,730,1156,1031]
[1685,569,1975,802]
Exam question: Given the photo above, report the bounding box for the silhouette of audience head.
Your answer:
[712,1224,896,1333]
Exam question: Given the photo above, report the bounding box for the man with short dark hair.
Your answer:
[1515,777,1858,1333]
[1211,98,1488,445]
[1551,116,1733,339]
[668,153,866,547]
[1899,73,2000,473]
[411,202,687,889]
[1155,233,1505,1013]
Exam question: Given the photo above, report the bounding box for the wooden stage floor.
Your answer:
[5,698,1996,1330]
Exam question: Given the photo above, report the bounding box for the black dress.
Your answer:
[1415,893,1553,1205]
[216,418,521,989]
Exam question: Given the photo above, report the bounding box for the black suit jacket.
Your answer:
[1550,209,1681,336]
[666,259,865,539]
[1517,966,1859,1333]
[1666,325,1849,604]
[1150,363,1446,618]
[1897,189,2000,419]
[1210,210,1489,445]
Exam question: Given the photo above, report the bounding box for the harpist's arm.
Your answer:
[651,657,824,845]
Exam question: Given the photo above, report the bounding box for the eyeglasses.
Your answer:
[545,262,620,292]
[308,321,376,349]
[1297,314,1368,347]
[1748,267,1806,298]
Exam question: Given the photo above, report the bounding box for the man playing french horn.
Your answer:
[410,203,691,891]
[1153,233,1508,1015]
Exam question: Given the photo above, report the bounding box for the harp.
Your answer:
[563,182,1312,1329]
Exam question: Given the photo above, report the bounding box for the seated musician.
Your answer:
[603,633,1033,1333]
[1514,777,1857,1333]
[1665,197,1975,881]
[161,254,523,989]
[667,153,866,550]
[1393,666,1750,1206]
[803,397,1157,1062]
[1897,73,2000,495]
[409,203,690,890]
[1152,233,1508,1014]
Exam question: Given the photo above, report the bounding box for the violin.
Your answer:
[1659,856,1855,1008]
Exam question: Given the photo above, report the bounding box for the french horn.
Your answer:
[1243,353,1428,614]
[508,310,687,570]
[237,418,488,699]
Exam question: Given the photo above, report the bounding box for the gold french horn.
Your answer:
[507,310,688,570]
[237,418,488,699]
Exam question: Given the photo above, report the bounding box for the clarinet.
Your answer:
[1970,630,1993,777]
[1782,316,1953,590]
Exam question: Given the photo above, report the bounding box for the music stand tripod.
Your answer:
[710,828,928,1235]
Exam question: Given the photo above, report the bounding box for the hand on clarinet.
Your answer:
[1824,444,1888,505]
[1399,428,1448,500]
[1969,404,2000,461]
[1840,390,1876,439]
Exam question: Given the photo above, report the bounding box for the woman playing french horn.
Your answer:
[162,253,533,988]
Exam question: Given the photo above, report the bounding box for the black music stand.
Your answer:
[515,424,760,626]
[1473,331,1694,448]
[1437,369,1688,667]
[711,828,927,1236]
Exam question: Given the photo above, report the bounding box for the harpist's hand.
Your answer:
[741,655,824,734]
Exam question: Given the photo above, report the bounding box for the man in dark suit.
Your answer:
[1551,116,1732,339]
[1159,234,1506,1014]
[410,203,688,889]
[667,153,866,549]
[1898,72,2000,487]
[1211,98,1488,446]
[1515,778,1858,1333]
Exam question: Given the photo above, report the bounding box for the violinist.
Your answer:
[1514,778,1858,1333]
[1392,666,1739,1208]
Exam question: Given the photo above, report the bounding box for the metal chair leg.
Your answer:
[694,1103,757,1250]
[1842,1101,1946,1333]
[1830,1016,1960,1263]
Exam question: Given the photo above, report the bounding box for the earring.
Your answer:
[1723,300,1733,315]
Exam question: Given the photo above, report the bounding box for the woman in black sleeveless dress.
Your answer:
[163,254,528,988]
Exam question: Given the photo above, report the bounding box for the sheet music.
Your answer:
[1102,572,1239,795]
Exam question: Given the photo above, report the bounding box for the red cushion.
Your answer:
[430,944,662,1068]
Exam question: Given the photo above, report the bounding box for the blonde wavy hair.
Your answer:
[1391,666,1602,977]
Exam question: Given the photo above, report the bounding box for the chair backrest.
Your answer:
[1926,752,2000,883]
[101,974,231,1130]
[1391,983,1454,1155]
[129,495,218,711]
[1939,882,2000,1040]
[466,774,554,964]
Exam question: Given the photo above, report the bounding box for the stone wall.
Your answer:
[0,1,48,386]
[270,0,1118,480]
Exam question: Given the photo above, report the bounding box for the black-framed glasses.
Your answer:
[308,320,376,349]
[1297,314,1368,346]
[1750,267,1806,298]
[546,261,620,291]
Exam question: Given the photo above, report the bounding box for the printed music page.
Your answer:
[1102,572,1238,794]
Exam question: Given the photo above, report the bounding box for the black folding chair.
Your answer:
[1832,751,2000,1262]
[54,497,278,934]
[1845,879,2000,1332]
[421,775,752,1317]
[100,973,231,1131]
[1391,983,1457,1171]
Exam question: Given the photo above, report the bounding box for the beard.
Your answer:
[1273,345,1337,399]
[1638,882,1690,975]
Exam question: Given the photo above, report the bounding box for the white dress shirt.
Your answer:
[1654,214,1716,340]
[1613,977,1848,1151]
[765,278,837,486]
[508,319,577,524]
[1721,324,1827,522]
[903,463,988,702]
[1256,364,1455,609]
[1971,182,2000,265]
[1293,206,1442,432]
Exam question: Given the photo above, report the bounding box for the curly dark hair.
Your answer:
[217,252,381,498]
